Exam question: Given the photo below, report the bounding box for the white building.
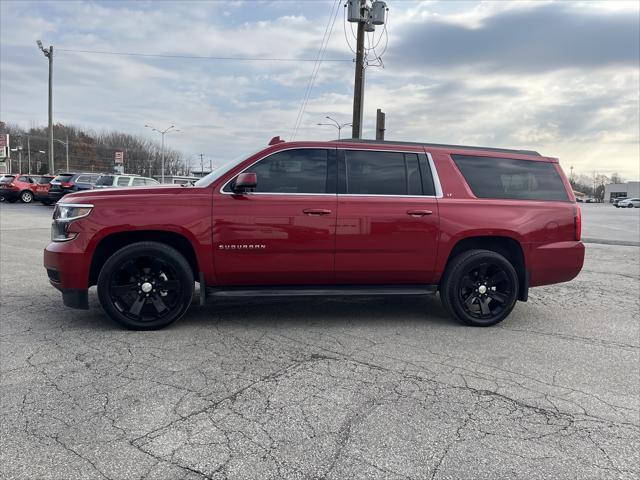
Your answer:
[604,182,640,202]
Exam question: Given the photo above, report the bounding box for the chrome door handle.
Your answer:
[407,209,433,217]
[303,208,332,216]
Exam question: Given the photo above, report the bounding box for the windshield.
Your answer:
[95,175,115,186]
[193,149,262,187]
[0,175,15,183]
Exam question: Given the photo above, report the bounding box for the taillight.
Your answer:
[574,204,582,241]
[61,182,75,189]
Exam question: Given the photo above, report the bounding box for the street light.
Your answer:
[317,116,352,140]
[53,136,69,171]
[145,124,180,183]
[37,40,54,174]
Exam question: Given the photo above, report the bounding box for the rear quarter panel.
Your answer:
[430,150,583,287]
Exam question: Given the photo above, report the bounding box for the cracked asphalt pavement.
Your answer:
[1,203,639,479]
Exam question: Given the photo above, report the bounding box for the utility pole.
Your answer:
[37,41,54,174]
[27,137,32,174]
[352,16,366,139]
[347,1,388,139]
[199,153,204,174]
[375,109,386,140]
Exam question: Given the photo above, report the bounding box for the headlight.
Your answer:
[51,203,93,242]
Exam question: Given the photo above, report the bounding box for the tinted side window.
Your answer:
[231,149,329,194]
[344,151,428,195]
[76,175,91,184]
[18,176,31,182]
[452,155,569,201]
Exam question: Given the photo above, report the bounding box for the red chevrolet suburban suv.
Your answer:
[44,139,584,330]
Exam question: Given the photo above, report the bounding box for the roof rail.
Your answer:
[330,138,541,156]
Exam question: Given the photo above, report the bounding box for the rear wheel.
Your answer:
[628,204,634,208]
[20,190,34,203]
[97,242,194,330]
[440,249,518,327]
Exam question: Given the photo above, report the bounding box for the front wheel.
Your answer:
[628,204,634,208]
[97,242,194,330]
[20,190,34,203]
[440,249,519,327]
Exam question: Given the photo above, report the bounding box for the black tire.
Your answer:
[97,241,194,330]
[41,199,53,206]
[20,190,34,203]
[628,204,634,208]
[440,249,519,327]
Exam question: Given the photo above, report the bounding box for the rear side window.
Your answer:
[132,178,145,186]
[144,178,159,185]
[228,149,329,194]
[53,174,73,183]
[96,175,115,186]
[452,155,569,201]
[343,150,431,195]
[0,176,15,183]
[117,177,130,186]
[18,176,32,183]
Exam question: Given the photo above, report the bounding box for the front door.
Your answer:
[335,148,440,284]
[212,148,337,285]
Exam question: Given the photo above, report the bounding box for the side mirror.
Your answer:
[232,172,257,194]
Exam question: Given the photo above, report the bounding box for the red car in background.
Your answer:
[0,174,39,203]
[34,175,56,205]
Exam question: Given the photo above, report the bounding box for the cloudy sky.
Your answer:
[1,0,639,178]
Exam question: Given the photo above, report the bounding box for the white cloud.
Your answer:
[1,0,638,178]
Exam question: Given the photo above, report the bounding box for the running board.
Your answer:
[205,284,438,298]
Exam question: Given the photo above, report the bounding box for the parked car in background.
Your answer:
[618,198,640,208]
[0,174,38,203]
[613,197,629,207]
[33,175,56,205]
[94,174,160,189]
[44,138,584,330]
[47,173,100,204]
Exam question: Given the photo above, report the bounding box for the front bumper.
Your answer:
[44,238,92,310]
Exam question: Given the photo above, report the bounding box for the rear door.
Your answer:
[212,147,337,285]
[335,148,440,284]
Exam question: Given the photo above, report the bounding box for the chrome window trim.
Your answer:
[218,146,444,199]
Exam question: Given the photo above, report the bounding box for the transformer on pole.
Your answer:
[347,1,388,139]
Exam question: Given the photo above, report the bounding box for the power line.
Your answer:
[290,0,342,141]
[56,48,351,62]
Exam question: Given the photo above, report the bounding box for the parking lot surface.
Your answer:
[1,202,639,480]
[580,203,640,246]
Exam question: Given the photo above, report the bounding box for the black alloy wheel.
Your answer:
[98,242,193,330]
[440,249,519,327]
